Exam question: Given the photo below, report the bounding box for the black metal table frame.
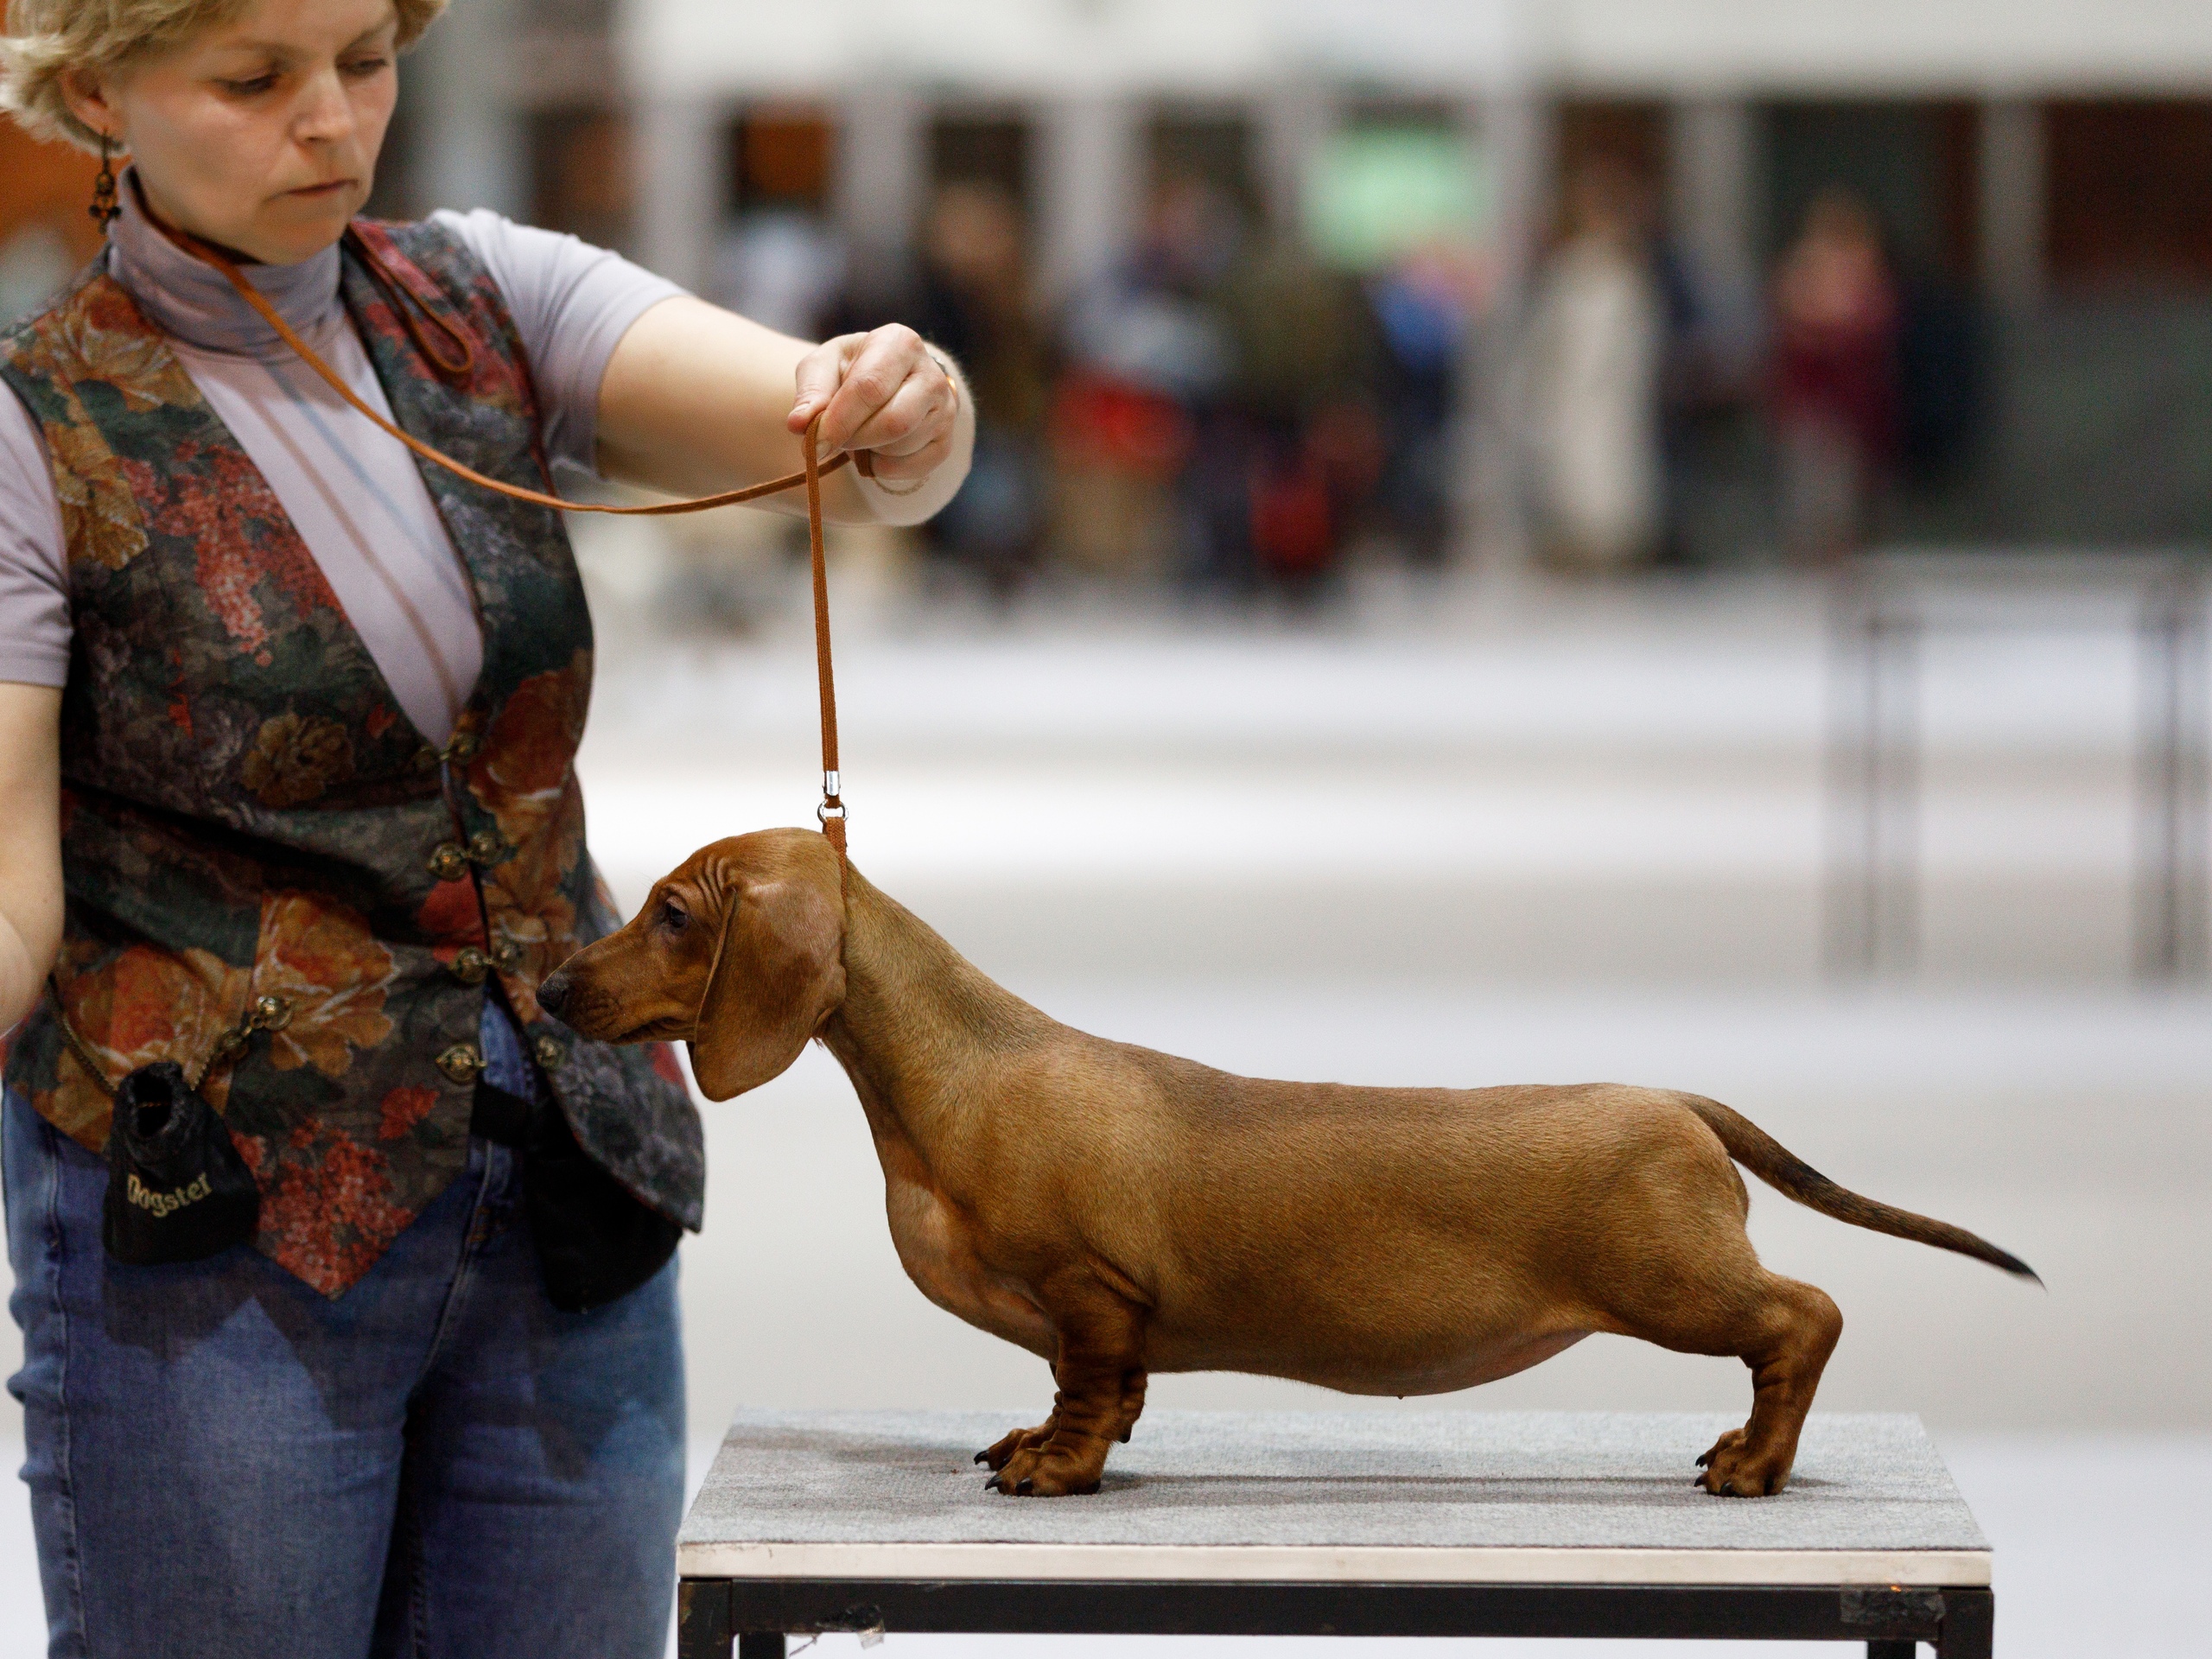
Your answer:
[1825,549,2209,981]
[679,1577,1993,1657]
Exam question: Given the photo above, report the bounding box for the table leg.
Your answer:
[1937,1588,1995,1658]
[738,1637,787,1659]
[676,1580,732,1659]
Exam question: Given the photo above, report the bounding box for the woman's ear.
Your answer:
[687,868,845,1101]
[57,67,120,149]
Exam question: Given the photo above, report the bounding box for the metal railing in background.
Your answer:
[1826,550,2210,981]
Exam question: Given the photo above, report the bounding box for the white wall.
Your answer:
[619,0,2212,101]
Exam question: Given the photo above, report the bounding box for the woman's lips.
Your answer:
[287,180,351,198]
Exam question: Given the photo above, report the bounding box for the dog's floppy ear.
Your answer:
[688,852,846,1102]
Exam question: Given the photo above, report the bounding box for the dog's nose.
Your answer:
[536,970,571,1019]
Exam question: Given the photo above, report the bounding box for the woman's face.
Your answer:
[63,0,400,265]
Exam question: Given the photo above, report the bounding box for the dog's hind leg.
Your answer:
[1694,1273,1842,1497]
[1605,1261,1842,1497]
[988,1277,1147,1497]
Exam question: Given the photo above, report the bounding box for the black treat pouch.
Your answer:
[473,1080,681,1313]
[102,1061,262,1266]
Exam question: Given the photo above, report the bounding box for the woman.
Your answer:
[1520,157,1664,572]
[0,2,971,1655]
[1769,188,1899,563]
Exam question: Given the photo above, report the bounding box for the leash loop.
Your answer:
[156,218,852,517]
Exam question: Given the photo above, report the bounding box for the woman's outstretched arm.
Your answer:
[0,683,62,1034]
[594,298,974,526]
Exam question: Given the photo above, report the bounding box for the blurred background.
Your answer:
[4,1,2211,1655]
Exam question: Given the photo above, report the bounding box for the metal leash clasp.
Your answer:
[817,769,846,825]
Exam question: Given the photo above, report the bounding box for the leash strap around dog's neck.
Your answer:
[163,219,855,859]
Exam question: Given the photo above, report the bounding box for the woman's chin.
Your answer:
[242,194,365,264]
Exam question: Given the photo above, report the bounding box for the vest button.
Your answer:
[490,939,524,973]
[466,830,512,867]
[435,1044,486,1084]
[532,1035,566,1071]
[251,994,293,1030]
[426,842,469,882]
[442,730,481,764]
[448,947,490,985]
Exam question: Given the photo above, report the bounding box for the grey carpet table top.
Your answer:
[680,1410,1990,1587]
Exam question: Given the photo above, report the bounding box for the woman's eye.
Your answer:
[341,56,390,79]
[221,73,280,96]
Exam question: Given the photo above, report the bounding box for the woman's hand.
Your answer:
[791,326,961,488]
[598,299,972,528]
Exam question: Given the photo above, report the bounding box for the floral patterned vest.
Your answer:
[0,219,702,1296]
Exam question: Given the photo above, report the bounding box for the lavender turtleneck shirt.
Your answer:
[0,177,683,745]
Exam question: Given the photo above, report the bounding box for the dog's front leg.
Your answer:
[977,1367,1061,1471]
[988,1280,1146,1497]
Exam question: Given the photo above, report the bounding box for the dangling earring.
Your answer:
[89,131,121,232]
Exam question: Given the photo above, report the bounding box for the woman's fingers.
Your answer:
[788,333,865,433]
[865,424,956,484]
[841,369,953,461]
[789,325,957,468]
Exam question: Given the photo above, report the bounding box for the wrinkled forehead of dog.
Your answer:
[542,828,847,1098]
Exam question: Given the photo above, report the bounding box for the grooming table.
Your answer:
[677,1409,1993,1657]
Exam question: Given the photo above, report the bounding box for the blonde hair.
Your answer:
[1,0,445,149]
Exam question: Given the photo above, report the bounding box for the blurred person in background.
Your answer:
[1520,157,1666,572]
[1213,231,1385,605]
[1064,173,1384,607]
[1363,242,1477,569]
[1057,173,1235,587]
[0,1,969,1655]
[829,181,1049,600]
[1768,188,1900,563]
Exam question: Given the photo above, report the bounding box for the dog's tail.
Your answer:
[1678,1094,2041,1284]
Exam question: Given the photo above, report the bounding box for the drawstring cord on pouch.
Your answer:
[48,977,295,1100]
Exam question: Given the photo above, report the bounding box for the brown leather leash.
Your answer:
[166,220,852,852]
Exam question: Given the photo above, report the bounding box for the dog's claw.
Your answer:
[984,1475,1001,1492]
[1015,1477,1034,1495]
[1694,1452,1712,1467]
[974,1451,989,1465]
[1720,1481,1738,1497]
[1120,1429,1132,1444]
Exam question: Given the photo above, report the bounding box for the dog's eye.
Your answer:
[659,900,689,933]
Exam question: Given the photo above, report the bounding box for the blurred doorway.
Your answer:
[2046,99,2212,294]
[930,113,1032,215]
[1554,99,1665,231]
[1762,99,1976,283]
[526,107,633,252]
[1147,109,1261,227]
[727,108,834,219]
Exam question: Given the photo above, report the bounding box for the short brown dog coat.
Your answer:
[538,829,2036,1499]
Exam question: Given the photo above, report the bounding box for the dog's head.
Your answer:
[537,828,847,1101]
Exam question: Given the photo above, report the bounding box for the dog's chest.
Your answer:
[882,1173,1055,1355]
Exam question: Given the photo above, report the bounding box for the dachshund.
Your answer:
[537,828,2036,1499]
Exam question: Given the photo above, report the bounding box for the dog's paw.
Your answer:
[988,1435,1106,1497]
[1694,1428,1790,1497]
[977,1420,1055,1473]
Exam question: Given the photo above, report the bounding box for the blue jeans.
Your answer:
[3,1009,685,1659]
